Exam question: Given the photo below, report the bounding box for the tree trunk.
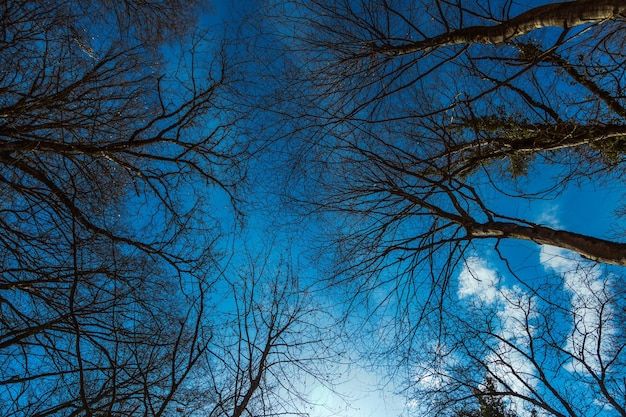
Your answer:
[440,122,626,176]
[390,187,626,266]
[470,221,626,266]
[377,0,626,56]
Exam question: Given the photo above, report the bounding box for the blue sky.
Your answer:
[312,173,623,417]
[208,0,626,414]
[3,1,621,416]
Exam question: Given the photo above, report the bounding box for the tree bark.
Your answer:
[390,187,626,266]
[377,0,626,56]
[470,221,626,266]
[440,122,626,176]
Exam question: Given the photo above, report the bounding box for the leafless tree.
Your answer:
[188,249,343,417]
[239,1,626,414]
[401,252,626,417]
[247,0,626,286]
[0,1,246,415]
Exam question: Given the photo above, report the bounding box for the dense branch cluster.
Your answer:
[246,0,626,415]
[2,1,626,416]
[0,2,333,416]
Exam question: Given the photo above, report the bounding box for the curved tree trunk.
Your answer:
[377,0,626,56]
[391,187,626,266]
[438,122,626,176]
[470,221,626,266]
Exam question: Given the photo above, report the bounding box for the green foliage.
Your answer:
[458,114,537,178]
[592,135,626,165]
[506,154,532,178]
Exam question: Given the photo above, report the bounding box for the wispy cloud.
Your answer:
[539,244,615,374]
[418,207,620,416]
[536,207,617,373]
[458,256,500,304]
[457,256,538,413]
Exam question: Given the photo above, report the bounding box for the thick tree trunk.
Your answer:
[231,339,272,417]
[470,221,626,266]
[390,187,626,266]
[440,122,626,176]
[378,0,626,56]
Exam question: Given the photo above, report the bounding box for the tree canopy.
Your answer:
[0,1,338,416]
[242,0,626,415]
[2,0,626,416]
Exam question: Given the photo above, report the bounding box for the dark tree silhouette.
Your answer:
[0,1,246,415]
[456,378,519,417]
[244,0,626,294]
[405,253,626,416]
[239,1,626,416]
[202,252,342,417]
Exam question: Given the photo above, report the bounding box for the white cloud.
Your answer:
[540,245,614,374]
[484,343,536,403]
[456,255,539,414]
[535,205,562,229]
[538,206,616,374]
[458,256,500,304]
[487,286,537,413]
[412,342,457,390]
[449,202,618,415]
[497,286,536,345]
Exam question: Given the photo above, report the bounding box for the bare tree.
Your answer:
[0,1,246,415]
[404,252,626,417]
[239,1,626,415]
[455,378,521,417]
[248,0,626,282]
[191,250,342,417]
